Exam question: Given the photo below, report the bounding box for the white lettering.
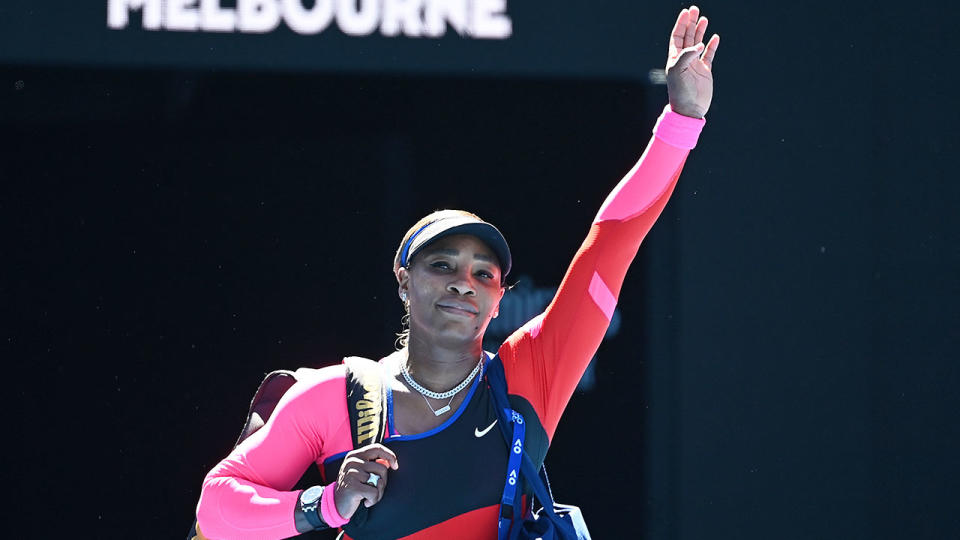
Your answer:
[237,0,282,33]
[381,0,424,37]
[282,0,335,35]
[470,0,510,39]
[423,0,467,37]
[336,0,379,36]
[200,0,236,32]
[166,0,200,31]
[106,0,512,39]
[108,0,162,30]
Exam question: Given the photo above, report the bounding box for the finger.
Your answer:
[344,466,385,494]
[694,16,708,45]
[340,457,388,494]
[684,6,699,48]
[356,443,399,470]
[359,461,390,499]
[670,9,689,53]
[343,457,388,481]
[341,456,367,471]
[360,460,390,480]
[351,482,381,508]
[702,34,720,69]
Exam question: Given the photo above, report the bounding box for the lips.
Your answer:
[436,299,479,317]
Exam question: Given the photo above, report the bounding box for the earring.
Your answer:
[400,292,408,303]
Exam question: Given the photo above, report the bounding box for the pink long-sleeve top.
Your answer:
[196,106,705,539]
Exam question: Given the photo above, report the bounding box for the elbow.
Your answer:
[196,476,254,540]
[195,475,297,540]
[195,478,229,540]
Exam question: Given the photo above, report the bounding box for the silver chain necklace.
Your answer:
[401,356,484,416]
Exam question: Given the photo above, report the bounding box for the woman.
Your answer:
[196,6,720,539]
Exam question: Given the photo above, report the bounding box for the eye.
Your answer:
[430,260,452,271]
[476,270,495,280]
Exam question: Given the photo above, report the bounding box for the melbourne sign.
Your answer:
[0,1,661,79]
[106,0,512,39]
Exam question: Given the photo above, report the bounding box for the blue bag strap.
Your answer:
[486,356,522,539]
[486,355,577,540]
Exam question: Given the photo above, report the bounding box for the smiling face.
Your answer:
[397,234,506,348]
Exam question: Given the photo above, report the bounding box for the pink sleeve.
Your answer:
[499,107,704,440]
[596,105,705,222]
[195,366,353,540]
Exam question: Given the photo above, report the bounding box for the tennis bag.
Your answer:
[485,355,591,540]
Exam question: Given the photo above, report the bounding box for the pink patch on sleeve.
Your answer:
[527,313,545,339]
[588,272,617,321]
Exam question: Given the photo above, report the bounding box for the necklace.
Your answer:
[401,356,484,416]
[419,393,456,417]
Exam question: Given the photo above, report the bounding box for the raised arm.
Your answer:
[498,5,720,440]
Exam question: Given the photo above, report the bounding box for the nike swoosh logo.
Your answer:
[475,419,498,438]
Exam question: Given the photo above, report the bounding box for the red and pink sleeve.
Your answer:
[498,106,705,440]
[195,366,353,539]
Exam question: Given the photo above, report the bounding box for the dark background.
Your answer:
[3,2,959,539]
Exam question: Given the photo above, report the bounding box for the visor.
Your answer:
[399,215,512,279]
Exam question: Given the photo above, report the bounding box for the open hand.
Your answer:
[665,5,720,119]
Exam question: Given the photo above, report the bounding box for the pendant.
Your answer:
[433,405,451,416]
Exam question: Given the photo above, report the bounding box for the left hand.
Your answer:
[665,5,721,119]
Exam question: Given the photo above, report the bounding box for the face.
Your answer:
[397,234,505,347]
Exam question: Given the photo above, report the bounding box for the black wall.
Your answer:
[4,2,958,539]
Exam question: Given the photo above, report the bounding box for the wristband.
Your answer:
[320,481,350,528]
[653,105,706,149]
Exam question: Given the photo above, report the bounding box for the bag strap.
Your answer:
[343,356,389,448]
[341,357,389,530]
[486,355,577,540]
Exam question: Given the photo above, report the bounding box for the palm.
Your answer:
[665,5,720,119]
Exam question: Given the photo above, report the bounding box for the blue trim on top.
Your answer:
[323,449,349,465]
[388,354,488,441]
[386,377,396,436]
[323,354,490,462]
[399,222,433,267]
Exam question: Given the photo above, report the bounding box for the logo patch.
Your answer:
[475,419,498,438]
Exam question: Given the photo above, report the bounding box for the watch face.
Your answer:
[301,485,324,505]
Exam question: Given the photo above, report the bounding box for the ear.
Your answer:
[493,286,506,318]
[396,267,410,300]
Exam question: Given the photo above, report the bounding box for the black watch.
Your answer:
[299,485,329,530]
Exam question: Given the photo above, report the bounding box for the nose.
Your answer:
[447,276,476,296]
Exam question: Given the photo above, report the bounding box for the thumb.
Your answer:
[675,42,706,69]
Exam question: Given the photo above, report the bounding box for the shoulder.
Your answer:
[273,364,349,414]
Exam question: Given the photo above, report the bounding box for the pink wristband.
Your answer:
[320,481,349,528]
[653,105,706,149]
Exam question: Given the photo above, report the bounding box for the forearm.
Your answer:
[196,368,351,539]
[595,105,705,224]
[501,105,705,435]
[196,476,301,540]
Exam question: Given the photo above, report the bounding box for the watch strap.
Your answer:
[300,487,330,530]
